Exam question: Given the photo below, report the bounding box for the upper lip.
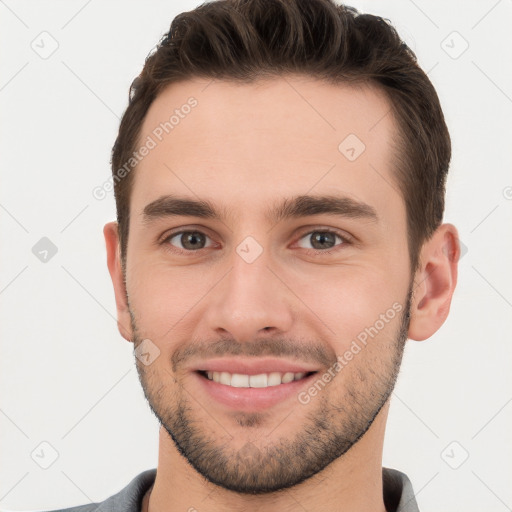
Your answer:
[192,357,320,375]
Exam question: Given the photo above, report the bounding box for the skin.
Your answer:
[104,76,459,512]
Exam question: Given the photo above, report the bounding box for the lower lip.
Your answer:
[193,371,318,411]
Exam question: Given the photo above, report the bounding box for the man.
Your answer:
[44,0,459,510]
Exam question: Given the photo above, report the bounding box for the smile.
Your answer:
[199,370,315,388]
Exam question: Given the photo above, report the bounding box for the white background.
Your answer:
[1,1,511,510]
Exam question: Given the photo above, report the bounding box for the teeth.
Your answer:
[281,372,295,383]
[231,373,249,387]
[249,373,267,387]
[267,372,282,386]
[207,371,309,387]
[220,372,231,385]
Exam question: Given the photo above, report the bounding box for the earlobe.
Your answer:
[103,221,133,342]
[408,224,460,341]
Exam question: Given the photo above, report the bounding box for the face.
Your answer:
[119,76,414,493]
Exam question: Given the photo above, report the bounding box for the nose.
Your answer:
[203,247,294,343]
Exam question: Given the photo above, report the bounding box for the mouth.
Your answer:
[196,370,317,388]
[193,368,320,411]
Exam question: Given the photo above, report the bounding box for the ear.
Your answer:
[408,223,460,341]
[104,221,133,343]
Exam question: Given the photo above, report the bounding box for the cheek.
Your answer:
[294,266,406,350]
[127,261,213,336]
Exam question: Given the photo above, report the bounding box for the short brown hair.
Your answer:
[111,0,451,274]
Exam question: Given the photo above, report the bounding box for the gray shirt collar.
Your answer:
[45,466,419,512]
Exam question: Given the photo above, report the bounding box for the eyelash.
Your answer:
[159,227,353,256]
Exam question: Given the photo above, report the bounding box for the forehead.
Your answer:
[130,76,402,224]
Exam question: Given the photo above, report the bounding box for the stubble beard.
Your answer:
[132,288,412,494]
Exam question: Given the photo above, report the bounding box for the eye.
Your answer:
[163,230,214,252]
[296,229,347,252]
[160,227,351,256]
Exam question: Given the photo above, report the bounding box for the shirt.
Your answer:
[38,467,419,512]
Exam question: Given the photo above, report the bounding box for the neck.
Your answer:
[147,404,389,512]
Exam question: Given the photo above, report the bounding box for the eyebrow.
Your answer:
[141,193,378,226]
